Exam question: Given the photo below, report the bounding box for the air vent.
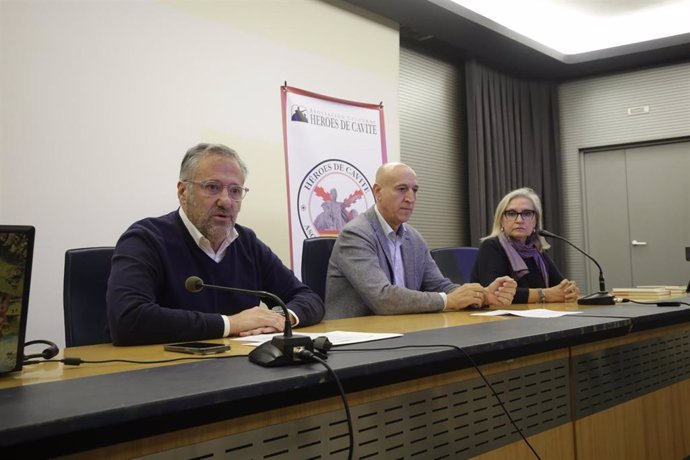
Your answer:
[627,105,650,115]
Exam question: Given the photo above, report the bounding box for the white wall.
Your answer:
[0,0,400,347]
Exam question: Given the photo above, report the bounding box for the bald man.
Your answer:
[324,162,516,319]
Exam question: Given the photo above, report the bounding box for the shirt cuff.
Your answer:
[287,308,300,327]
[222,315,231,337]
[439,292,448,311]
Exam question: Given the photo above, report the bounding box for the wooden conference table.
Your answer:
[2,299,690,459]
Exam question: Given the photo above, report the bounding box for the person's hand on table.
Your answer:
[485,276,517,306]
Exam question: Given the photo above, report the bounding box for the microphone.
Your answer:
[538,229,615,305]
[184,276,315,367]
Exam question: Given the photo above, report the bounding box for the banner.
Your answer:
[281,85,387,276]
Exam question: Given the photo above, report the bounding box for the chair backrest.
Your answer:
[63,247,115,347]
[301,237,337,301]
[430,246,479,284]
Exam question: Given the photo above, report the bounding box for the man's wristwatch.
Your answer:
[273,306,296,325]
[538,288,547,303]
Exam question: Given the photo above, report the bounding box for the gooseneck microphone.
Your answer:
[184,276,315,367]
[538,229,616,306]
[185,276,294,336]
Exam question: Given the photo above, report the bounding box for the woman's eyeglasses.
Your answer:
[503,209,536,220]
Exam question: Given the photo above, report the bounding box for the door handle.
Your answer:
[631,240,648,246]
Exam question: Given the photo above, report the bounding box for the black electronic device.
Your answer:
[184,276,314,367]
[0,225,36,374]
[538,229,615,305]
[164,342,230,355]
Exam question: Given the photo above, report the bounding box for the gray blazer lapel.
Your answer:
[365,207,395,281]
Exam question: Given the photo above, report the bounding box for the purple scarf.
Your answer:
[498,232,549,286]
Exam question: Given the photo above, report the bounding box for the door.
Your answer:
[583,141,690,291]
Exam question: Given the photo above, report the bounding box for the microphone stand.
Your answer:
[185,276,314,367]
[538,230,615,305]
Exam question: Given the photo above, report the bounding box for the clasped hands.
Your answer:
[446,276,517,310]
[231,306,293,337]
[547,279,580,303]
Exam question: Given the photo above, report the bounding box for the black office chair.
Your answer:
[63,247,114,347]
[301,237,337,301]
[430,246,479,284]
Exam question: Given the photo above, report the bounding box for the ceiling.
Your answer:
[342,0,690,80]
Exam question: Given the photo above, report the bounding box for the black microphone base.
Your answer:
[578,291,616,306]
[248,334,314,367]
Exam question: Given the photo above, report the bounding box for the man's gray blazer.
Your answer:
[325,206,459,319]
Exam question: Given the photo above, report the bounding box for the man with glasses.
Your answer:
[325,162,516,319]
[107,143,324,345]
[471,187,579,304]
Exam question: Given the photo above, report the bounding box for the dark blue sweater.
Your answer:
[106,211,324,345]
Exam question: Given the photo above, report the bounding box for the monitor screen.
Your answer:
[0,225,35,374]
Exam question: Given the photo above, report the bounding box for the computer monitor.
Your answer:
[0,225,35,374]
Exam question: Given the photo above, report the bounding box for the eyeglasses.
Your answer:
[503,209,536,220]
[185,180,249,201]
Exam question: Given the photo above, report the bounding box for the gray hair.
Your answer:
[179,143,248,181]
[482,187,550,251]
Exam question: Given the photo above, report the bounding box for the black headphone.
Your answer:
[23,339,60,364]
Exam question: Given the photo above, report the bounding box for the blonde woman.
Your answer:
[471,188,579,304]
